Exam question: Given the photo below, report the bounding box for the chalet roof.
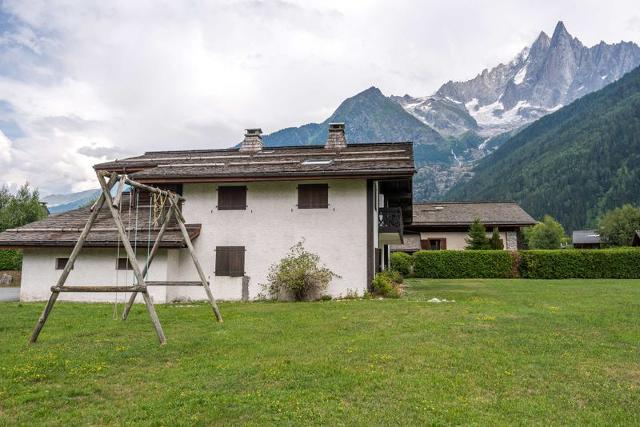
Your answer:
[0,194,200,249]
[93,142,415,183]
[410,202,536,227]
[572,230,601,245]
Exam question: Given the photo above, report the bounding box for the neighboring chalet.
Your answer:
[0,124,414,302]
[572,230,602,249]
[391,201,536,252]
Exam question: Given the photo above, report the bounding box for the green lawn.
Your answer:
[1,279,639,425]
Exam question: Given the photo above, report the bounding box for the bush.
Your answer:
[390,252,413,276]
[371,271,402,298]
[526,215,565,249]
[413,250,515,278]
[0,250,22,270]
[520,249,640,279]
[263,241,338,301]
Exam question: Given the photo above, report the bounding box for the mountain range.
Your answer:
[447,63,640,231]
[264,21,640,200]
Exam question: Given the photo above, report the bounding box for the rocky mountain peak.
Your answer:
[398,21,640,137]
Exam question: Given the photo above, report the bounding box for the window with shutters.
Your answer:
[217,186,247,210]
[116,257,133,270]
[55,257,72,270]
[215,246,245,277]
[297,184,328,209]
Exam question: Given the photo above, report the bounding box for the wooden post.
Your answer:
[112,175,127,208]
[29,173,117,343]
[174,199,223,322]
[96,172,166,344]
[121,204,175,320]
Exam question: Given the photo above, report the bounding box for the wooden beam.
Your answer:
[112,175,127,208]
[145,281,206,286]
[51,285,146,293]
[123,177,185,201]
[174,199,223,322]
[29,173,118,343]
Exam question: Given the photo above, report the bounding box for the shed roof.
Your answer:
[0,194,200,249]
[93,142,415,183]
[572,230,601,245]
[410,202,536,227]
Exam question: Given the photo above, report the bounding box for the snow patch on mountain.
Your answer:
[513,65,527,85]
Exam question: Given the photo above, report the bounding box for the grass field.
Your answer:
[1,279,639,425]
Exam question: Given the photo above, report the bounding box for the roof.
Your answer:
[93,142,415,183]
[409,202,536,227]
[572,230,601,245]
[0,194,201,249]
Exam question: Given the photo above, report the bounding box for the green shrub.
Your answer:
[520,249,640,279]
[263,241,338,301]
[390,252,413,276]
[0,250,22,270]
[413,250,515,278]
[371,271,402,298]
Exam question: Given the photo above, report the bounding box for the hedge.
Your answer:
[390,252,413,276]
[0,250,22,270]
[519,249,640,279]
[413,250,515,279]
[409,248,640,279]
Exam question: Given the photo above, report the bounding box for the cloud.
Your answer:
[0,129,12,162]
[0,0,638,194]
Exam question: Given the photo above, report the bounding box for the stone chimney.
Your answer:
[240,128,263,152]
[325,123,347,149]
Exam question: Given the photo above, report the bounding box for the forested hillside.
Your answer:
[447,66,640,231]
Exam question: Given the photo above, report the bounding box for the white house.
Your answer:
[0,124,414,302]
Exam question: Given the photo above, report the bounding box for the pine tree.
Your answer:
[489,227,504,250]
[465,218,490,250]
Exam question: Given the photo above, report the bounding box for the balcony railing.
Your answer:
[378,207,403,235]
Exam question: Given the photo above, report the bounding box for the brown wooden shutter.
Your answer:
[298,184,328,209]
[215,246,245,276]
[218,186,247,210]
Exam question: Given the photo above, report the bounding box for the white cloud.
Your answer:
[0,130,12,162]
[0,0,638,194]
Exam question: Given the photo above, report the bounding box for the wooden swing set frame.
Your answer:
[29,170,223,345]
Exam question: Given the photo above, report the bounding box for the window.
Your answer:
[298,184,328,209]
[217,186,247,210]
[116,257,133,270]
[215,246,245,277]
[420,238,447,250]
[55,258,72,270]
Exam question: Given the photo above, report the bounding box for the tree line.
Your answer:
[465,204,640,250]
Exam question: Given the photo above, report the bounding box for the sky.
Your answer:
[0,0,639,195]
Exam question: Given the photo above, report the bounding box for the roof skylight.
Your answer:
[302,159,333,166]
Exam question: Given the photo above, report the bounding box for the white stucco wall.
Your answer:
[20,178,373,303]
[170,179,369,301]
[20,248,170,303]
[419,231,509,250]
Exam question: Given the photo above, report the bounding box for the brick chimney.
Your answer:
[325,123,347,149]
[240,128,263,152]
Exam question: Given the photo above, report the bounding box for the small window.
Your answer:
[215,246,245,277]
[55,258,72,270]
[217,186,247,210]
[298,184,328,209]
[116,257,133,270]
[420,238,447,251]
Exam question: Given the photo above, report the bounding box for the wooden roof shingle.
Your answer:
[94,142,415,182]
[0,194,200,249]
[410,202,536,227]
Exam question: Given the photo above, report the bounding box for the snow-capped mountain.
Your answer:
[395,21,640,137]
